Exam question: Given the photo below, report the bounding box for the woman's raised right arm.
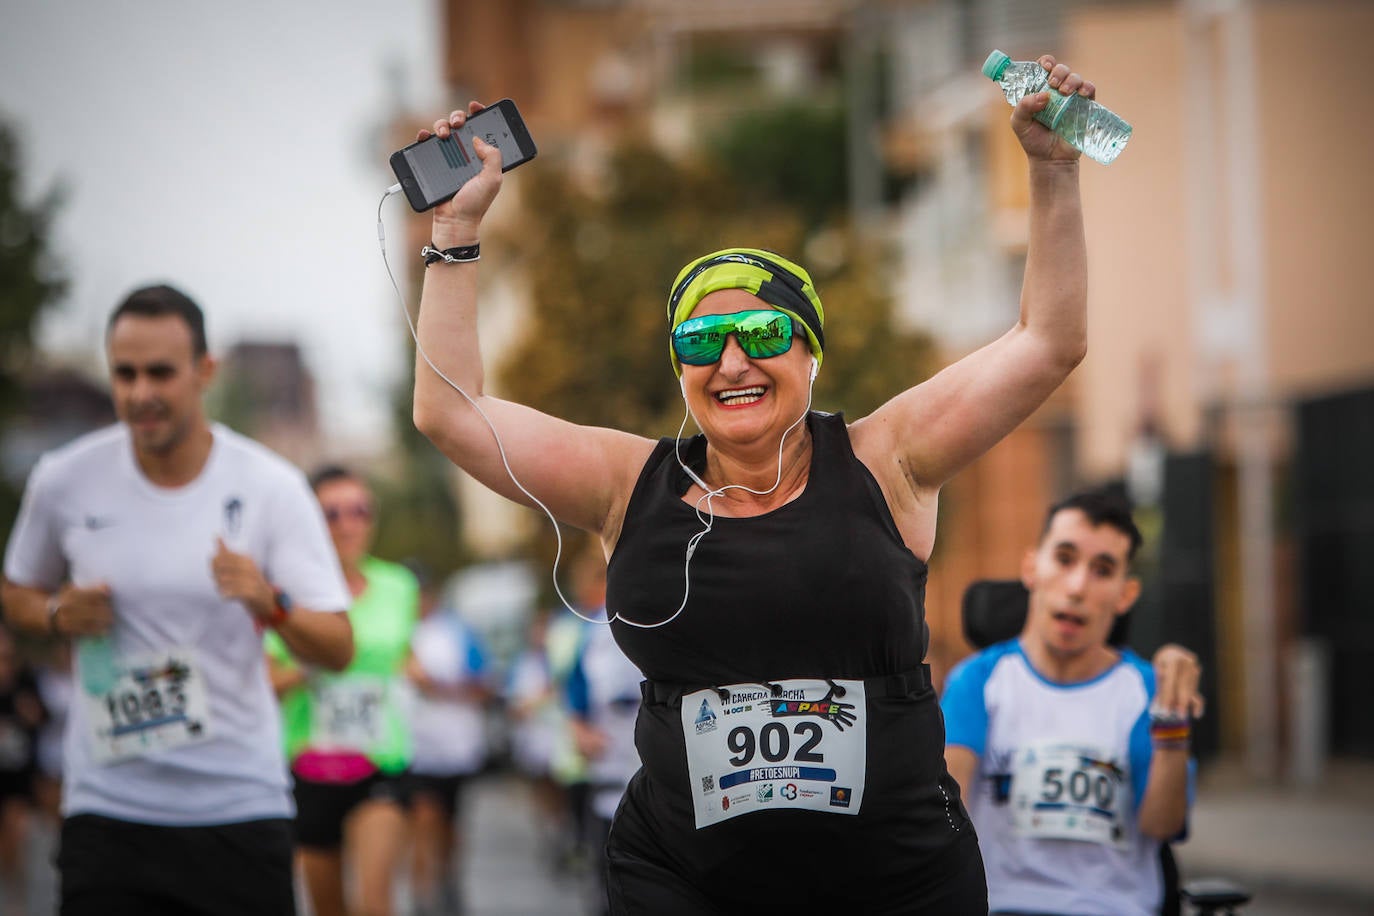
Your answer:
[411,105,653,541]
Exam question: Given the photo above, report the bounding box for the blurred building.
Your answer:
[881,0,1374,777]
[212,341,323,469]
[1066,0,1374,779]
[0,368,115,487]
[425,0,1373,777]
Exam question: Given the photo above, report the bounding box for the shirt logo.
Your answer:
[84,515,117,531]
[223,497,243,537]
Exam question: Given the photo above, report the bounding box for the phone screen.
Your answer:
[404,106,532,205]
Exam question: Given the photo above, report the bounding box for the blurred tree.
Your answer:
[704,99,849,230]
[205,368,258,436]
[0,121,66,554]
[490,136,936,573]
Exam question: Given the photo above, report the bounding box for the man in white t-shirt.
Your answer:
[1,285,353,916]
[941,488,1203,916]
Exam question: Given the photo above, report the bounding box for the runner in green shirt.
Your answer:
[266,466,419,916]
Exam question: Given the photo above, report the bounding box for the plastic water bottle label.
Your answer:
[1038,90,1075,130]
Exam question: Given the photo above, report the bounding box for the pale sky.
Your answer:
[0,0,444,450]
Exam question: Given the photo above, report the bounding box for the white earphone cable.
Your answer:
[378,189,598,626]
[651,379,815,631]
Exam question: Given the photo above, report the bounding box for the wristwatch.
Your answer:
[269,589,292,628]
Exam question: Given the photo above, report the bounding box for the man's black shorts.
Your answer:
[58,813,295,916]
[293,770,410,849]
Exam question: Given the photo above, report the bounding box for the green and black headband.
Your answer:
[665,248,826,376]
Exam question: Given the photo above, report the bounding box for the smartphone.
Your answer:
[389,98,537,213]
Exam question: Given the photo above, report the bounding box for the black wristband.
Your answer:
[422,242,481,266]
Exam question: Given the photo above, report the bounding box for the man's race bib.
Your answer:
[310,677,390,753]
[85,648,212,765]
[682,678,865,829]
[1011,740,1129,847]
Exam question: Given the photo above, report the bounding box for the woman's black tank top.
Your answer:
[604,413,976,909]
[607,411,927,684]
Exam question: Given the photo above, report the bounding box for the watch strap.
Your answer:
[269,589,292,628]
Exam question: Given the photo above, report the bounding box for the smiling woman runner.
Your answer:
[410,51,1098,915]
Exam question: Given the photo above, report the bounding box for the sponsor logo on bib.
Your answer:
[694,698,718,734]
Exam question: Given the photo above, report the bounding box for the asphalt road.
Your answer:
[12,772,1371,915]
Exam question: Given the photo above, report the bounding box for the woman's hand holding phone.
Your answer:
[419,101,504,246]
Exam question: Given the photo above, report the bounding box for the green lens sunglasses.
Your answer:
[671,309,795,366]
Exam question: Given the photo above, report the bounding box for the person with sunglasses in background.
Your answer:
[410,51,1097,915]
[266,466,420,916]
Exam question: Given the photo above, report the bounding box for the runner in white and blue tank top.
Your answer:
[941,489,1203,916]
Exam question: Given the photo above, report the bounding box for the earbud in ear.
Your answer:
[809,356,819,382]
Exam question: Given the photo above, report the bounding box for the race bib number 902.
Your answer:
[85,648,212,765]
[682,678,866,829]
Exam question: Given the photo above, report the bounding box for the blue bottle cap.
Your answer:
[982,50,1012,81]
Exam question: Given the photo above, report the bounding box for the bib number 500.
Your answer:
[1040,765,1117,809]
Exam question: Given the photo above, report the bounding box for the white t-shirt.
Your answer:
[3,423,349,825]
[408,612,488,776]
[941,640,1189,916]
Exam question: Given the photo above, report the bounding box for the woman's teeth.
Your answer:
[717,386,765,406]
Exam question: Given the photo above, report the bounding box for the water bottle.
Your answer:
[982,50,1132,165]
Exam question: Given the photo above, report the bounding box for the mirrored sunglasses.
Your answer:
[671,309,795,366]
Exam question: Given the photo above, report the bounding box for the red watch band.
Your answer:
[269,589,292,628]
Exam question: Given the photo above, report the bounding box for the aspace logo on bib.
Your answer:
[695,699,718,734]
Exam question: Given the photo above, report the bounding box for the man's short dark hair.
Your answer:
[1041,486,1143,561]
[107,285,208,356]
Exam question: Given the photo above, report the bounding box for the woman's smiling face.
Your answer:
[677,290,812,444]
